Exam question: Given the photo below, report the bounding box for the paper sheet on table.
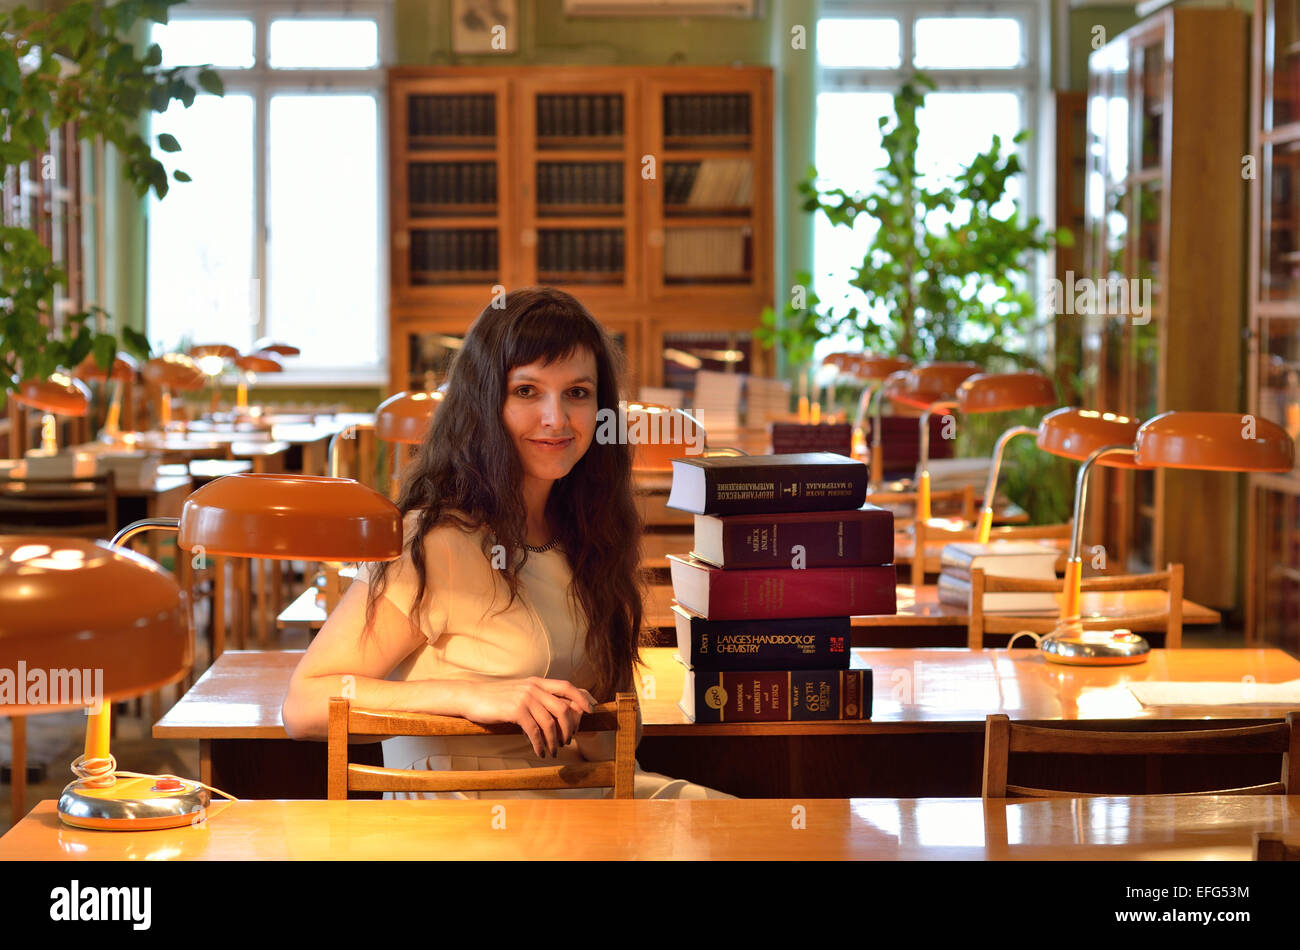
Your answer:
[1128,679,1300,706]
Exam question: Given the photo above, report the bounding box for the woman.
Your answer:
[282,286,731,799]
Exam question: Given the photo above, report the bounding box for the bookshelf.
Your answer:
[1249,0,1300,651]
[387,66,773,397]
[1080,7,1246,609]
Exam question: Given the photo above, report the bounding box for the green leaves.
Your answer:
[157,132,180,152]
[0,48,21,95]
[197,68,224,96]
[173,169,191,182]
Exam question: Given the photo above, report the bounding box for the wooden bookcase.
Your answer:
[387,66,773,398]
[1080,7,1247,609]
[1248,0,1300,650]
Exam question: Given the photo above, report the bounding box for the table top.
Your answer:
[0,458,191,497]
[2,795,1294,860]
[154,647,1300,741]
[643,583,1220,630]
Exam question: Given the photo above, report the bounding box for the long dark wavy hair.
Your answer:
[364,286,644,701]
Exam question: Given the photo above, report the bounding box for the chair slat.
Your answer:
[348,704,621,736]
[348,762,614,793]
[1007,721,1290,756]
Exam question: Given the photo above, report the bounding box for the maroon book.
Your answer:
[691,505,893,569]
[668,554,897,621]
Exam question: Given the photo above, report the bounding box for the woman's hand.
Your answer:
[457,677,596,758]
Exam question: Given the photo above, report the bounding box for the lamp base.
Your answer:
[57,774,210,831]
[1040,628,1151,666]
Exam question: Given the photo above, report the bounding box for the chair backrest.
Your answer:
[983,711,1299,798]
[1255,832,1300,861]
[0,472,118,539]
[967,563,1183,650]
[327,692,639,799]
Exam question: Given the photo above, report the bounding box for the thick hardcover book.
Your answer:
[672,603,851,671]
[679,667,872,722]
[666,452,868,515]
[769,422,853,458]
[692,505,893,569]
[669,554,896,621]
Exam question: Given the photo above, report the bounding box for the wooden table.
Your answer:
[644,583,1221,647]
[154,647,1300,799]
[2,795,1295,860]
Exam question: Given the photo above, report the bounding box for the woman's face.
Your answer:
[502,347,599,486]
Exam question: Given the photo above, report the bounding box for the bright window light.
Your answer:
[817,18,902,69]
[269,18,380,68]
[915,17,1023,70]
[153,19,254,69]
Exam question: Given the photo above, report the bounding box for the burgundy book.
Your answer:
[692,505,893,569]
[666,452,868,516]
[769,423,853,458]
[668,554,896,621]
[679,666,872,722]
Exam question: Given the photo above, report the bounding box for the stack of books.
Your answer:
[936,541,1062,613]
[664,453,896,723]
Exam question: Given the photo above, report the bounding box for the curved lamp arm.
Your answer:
[329,423,374,478]
[1059,443,1136,621]
[917,400,958,524]
[975,426,1038,543]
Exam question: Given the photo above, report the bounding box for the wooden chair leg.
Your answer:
[10,715,26,821]
[213,556,227,659]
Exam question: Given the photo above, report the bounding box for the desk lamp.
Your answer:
[73,353,138,440]
[845,355,913,481]
[330,390,443,480]
[143,354,205,428]
[625,402,706,471]
[956,371,1058,542]
[1034,408,1148,664]
[232,352,283,416]
[12,374,91,454]
[48,473,403,830]
[189,344,240,414]
[885,362,981,523]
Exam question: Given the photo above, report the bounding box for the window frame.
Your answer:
[146,0,394,386]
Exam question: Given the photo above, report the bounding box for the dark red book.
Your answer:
[668,554,896,620]
[692,505,893,569]
[666,452,868,516]
[769,423,853,457]
[679,666,872,722]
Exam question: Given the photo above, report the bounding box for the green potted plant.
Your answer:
[759,74,1074,522]
[1,0,223,394]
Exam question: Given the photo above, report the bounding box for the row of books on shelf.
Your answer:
[663,227,749,278]
[537,229,625,273]
[664,94,751,138]
[665,452,890,723]
[408,162,497,210]
[537,94,625,139]
[538,163,623,206]
[665,159,753,209]
[408,94,496,139]
[410,230,499,275]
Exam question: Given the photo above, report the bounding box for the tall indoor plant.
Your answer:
[0,0,223,392]
[760,74,1074,521]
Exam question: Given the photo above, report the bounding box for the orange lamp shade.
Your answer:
[13,375,92,416]
[177,473,403,561]
[189,344,240,360]
[235,353,283,374]
[957,371,1056,414]
[1134,411,1295,472]
[1036,408,1147,468]
[143,355,206,392]
[254,339,300,357]
[854,355,913,381]
[73,353,138,383]
[906,362,981,397]
[627,404,702,471]
[375,391,442,444]
[0,538,189,714]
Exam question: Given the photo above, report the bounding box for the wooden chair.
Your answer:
[1254,832,1300,860]
[983,711,1299,798]
[967,563,1184,650]
[910,518,1070,588]
[0,472,117,539]
[327,692,639,799]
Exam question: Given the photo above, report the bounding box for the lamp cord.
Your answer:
[71,753,240,825]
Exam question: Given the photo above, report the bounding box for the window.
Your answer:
[146,1,391,384]
[812,1,1048,361]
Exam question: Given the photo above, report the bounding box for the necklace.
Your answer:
[525,538,560,553]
